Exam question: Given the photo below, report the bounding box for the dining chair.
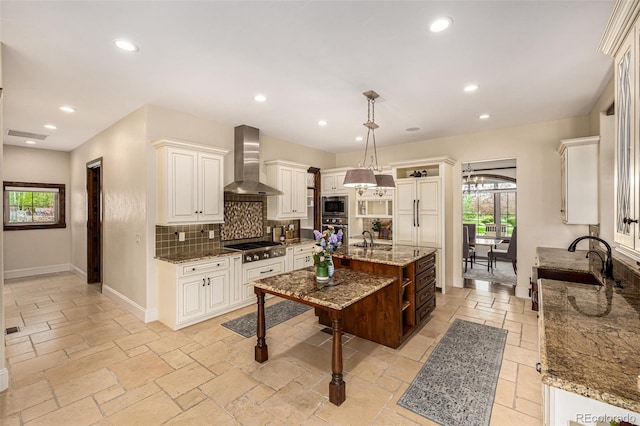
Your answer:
[464,223,477,248]
[489,226,517,274]
[463,225,476,272]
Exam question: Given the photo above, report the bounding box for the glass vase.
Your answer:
[328,258,335,278]
[316,264,329,281]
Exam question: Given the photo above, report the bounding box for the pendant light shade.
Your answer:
[343,168,377,190]
[343,90,395,195]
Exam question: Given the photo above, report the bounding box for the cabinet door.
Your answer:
[205,270,229,313]
[178,275,206,323]
[199,153,224,223]
[229,255,243,306]
[614,29,637,248]
[416,179,440,246]
[279,167,294,217]
[293,168,308,217]
[169,148,199,223]
[394,180,417,245]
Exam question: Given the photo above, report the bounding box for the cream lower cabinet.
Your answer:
[157,254,243,330]
[286,243,316,272]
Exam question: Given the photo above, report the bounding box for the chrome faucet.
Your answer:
[568,236,614,280]
[362,230,374,248]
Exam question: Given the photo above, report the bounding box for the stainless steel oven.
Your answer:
[322,196,348,219]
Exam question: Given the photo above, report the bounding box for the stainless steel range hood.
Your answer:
[224,125,283,196]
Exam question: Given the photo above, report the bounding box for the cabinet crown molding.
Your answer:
[557,135,600,154]
[263,159,310,169]
[389,155,457,168]
[152,138,229,155]
[599,0,640,56]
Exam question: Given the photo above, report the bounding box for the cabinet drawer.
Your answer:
[244,259,285,283]
[294,244,315,255]
[415,269,436,292]
[416,295,435,323]
[416,254,436,274]
[415,281,435,306]
[181,258,229,276]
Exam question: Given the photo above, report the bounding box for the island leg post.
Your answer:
[254,290,268,362]
[328,311,346,406]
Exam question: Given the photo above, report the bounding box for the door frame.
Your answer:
[86,158,103,289]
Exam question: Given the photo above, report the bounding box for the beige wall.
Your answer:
[3,146,71,274]
[70,106,149,309]
[1,40,7,391]
[337,116,593,297]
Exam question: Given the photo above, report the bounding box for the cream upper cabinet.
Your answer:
[601,7,640,257]
[558,136,599,225]
[321,168,349,195]
[153,139,228,225]
[265,160,309,220]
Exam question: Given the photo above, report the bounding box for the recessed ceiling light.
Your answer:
[318,120,327,126]
[113,39,139,52]
[44,124,57,130]
[254,94,267,102]
[59,106,76,113]
[25,140,36,145]
[479,113,491,120]
[355,136,363,142]
[406,127,420,132]
[430,17,452,33]
[464,84,479,92]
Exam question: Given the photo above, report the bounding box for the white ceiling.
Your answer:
[1,1,615,153]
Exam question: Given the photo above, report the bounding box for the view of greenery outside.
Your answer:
[8,190,57,223]
[463,178,516,237]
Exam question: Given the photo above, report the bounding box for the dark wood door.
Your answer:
[87,160,102,288]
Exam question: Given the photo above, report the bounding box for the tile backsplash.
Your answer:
[155,223,221,258]
[220,201,263,241]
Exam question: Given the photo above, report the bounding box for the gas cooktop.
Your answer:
[224,241,285,263]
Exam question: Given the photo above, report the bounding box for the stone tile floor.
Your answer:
[1,272,542,425]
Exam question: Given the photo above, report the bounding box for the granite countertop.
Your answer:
[155,248,239,264]
[332,244,436,267]
[537,247,640,413]
[252,267,395,311]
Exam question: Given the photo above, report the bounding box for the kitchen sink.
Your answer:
[537,268,602,285]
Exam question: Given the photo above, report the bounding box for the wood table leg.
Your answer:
[254,290,268,363]
[328,311,346,406]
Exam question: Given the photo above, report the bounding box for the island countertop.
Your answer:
[537,247,640,413]
[252,267,396,311]
[332,244,436,267]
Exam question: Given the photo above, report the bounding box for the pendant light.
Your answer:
[343,90,395,196]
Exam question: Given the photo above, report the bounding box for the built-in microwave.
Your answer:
[322,196,348,218]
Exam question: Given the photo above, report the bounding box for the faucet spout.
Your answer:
[362,230,374,248]
[568,236,614,280]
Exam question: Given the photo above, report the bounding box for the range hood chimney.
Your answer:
[224,125,283,196]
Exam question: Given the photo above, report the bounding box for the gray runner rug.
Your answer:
[221,300,312,338]
[397,319,507,426]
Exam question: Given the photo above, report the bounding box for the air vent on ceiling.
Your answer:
[7,129,48,140]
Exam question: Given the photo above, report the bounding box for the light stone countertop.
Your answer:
[252,267,396,311]
[537,247,640,413]
[332,245,437,267]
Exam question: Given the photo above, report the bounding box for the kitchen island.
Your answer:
[537,247,640,423]
[252,267,396,406]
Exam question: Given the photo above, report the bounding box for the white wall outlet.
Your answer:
[135,234,140,244]
[178,232,186,242]
[289,224,295,230]
[209,230,215,239]
[266,226,271,234]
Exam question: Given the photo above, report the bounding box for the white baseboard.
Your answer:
[102,284,155,323]
[4,263,71,280]
[0,368,8,392]
[70,264,87,281]
[453,277,464,288]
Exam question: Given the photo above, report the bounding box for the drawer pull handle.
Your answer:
[192,267,196,271]
[260,269,274,274]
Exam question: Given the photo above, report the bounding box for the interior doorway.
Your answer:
[462,158,517,292]
[86,158,102,291]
